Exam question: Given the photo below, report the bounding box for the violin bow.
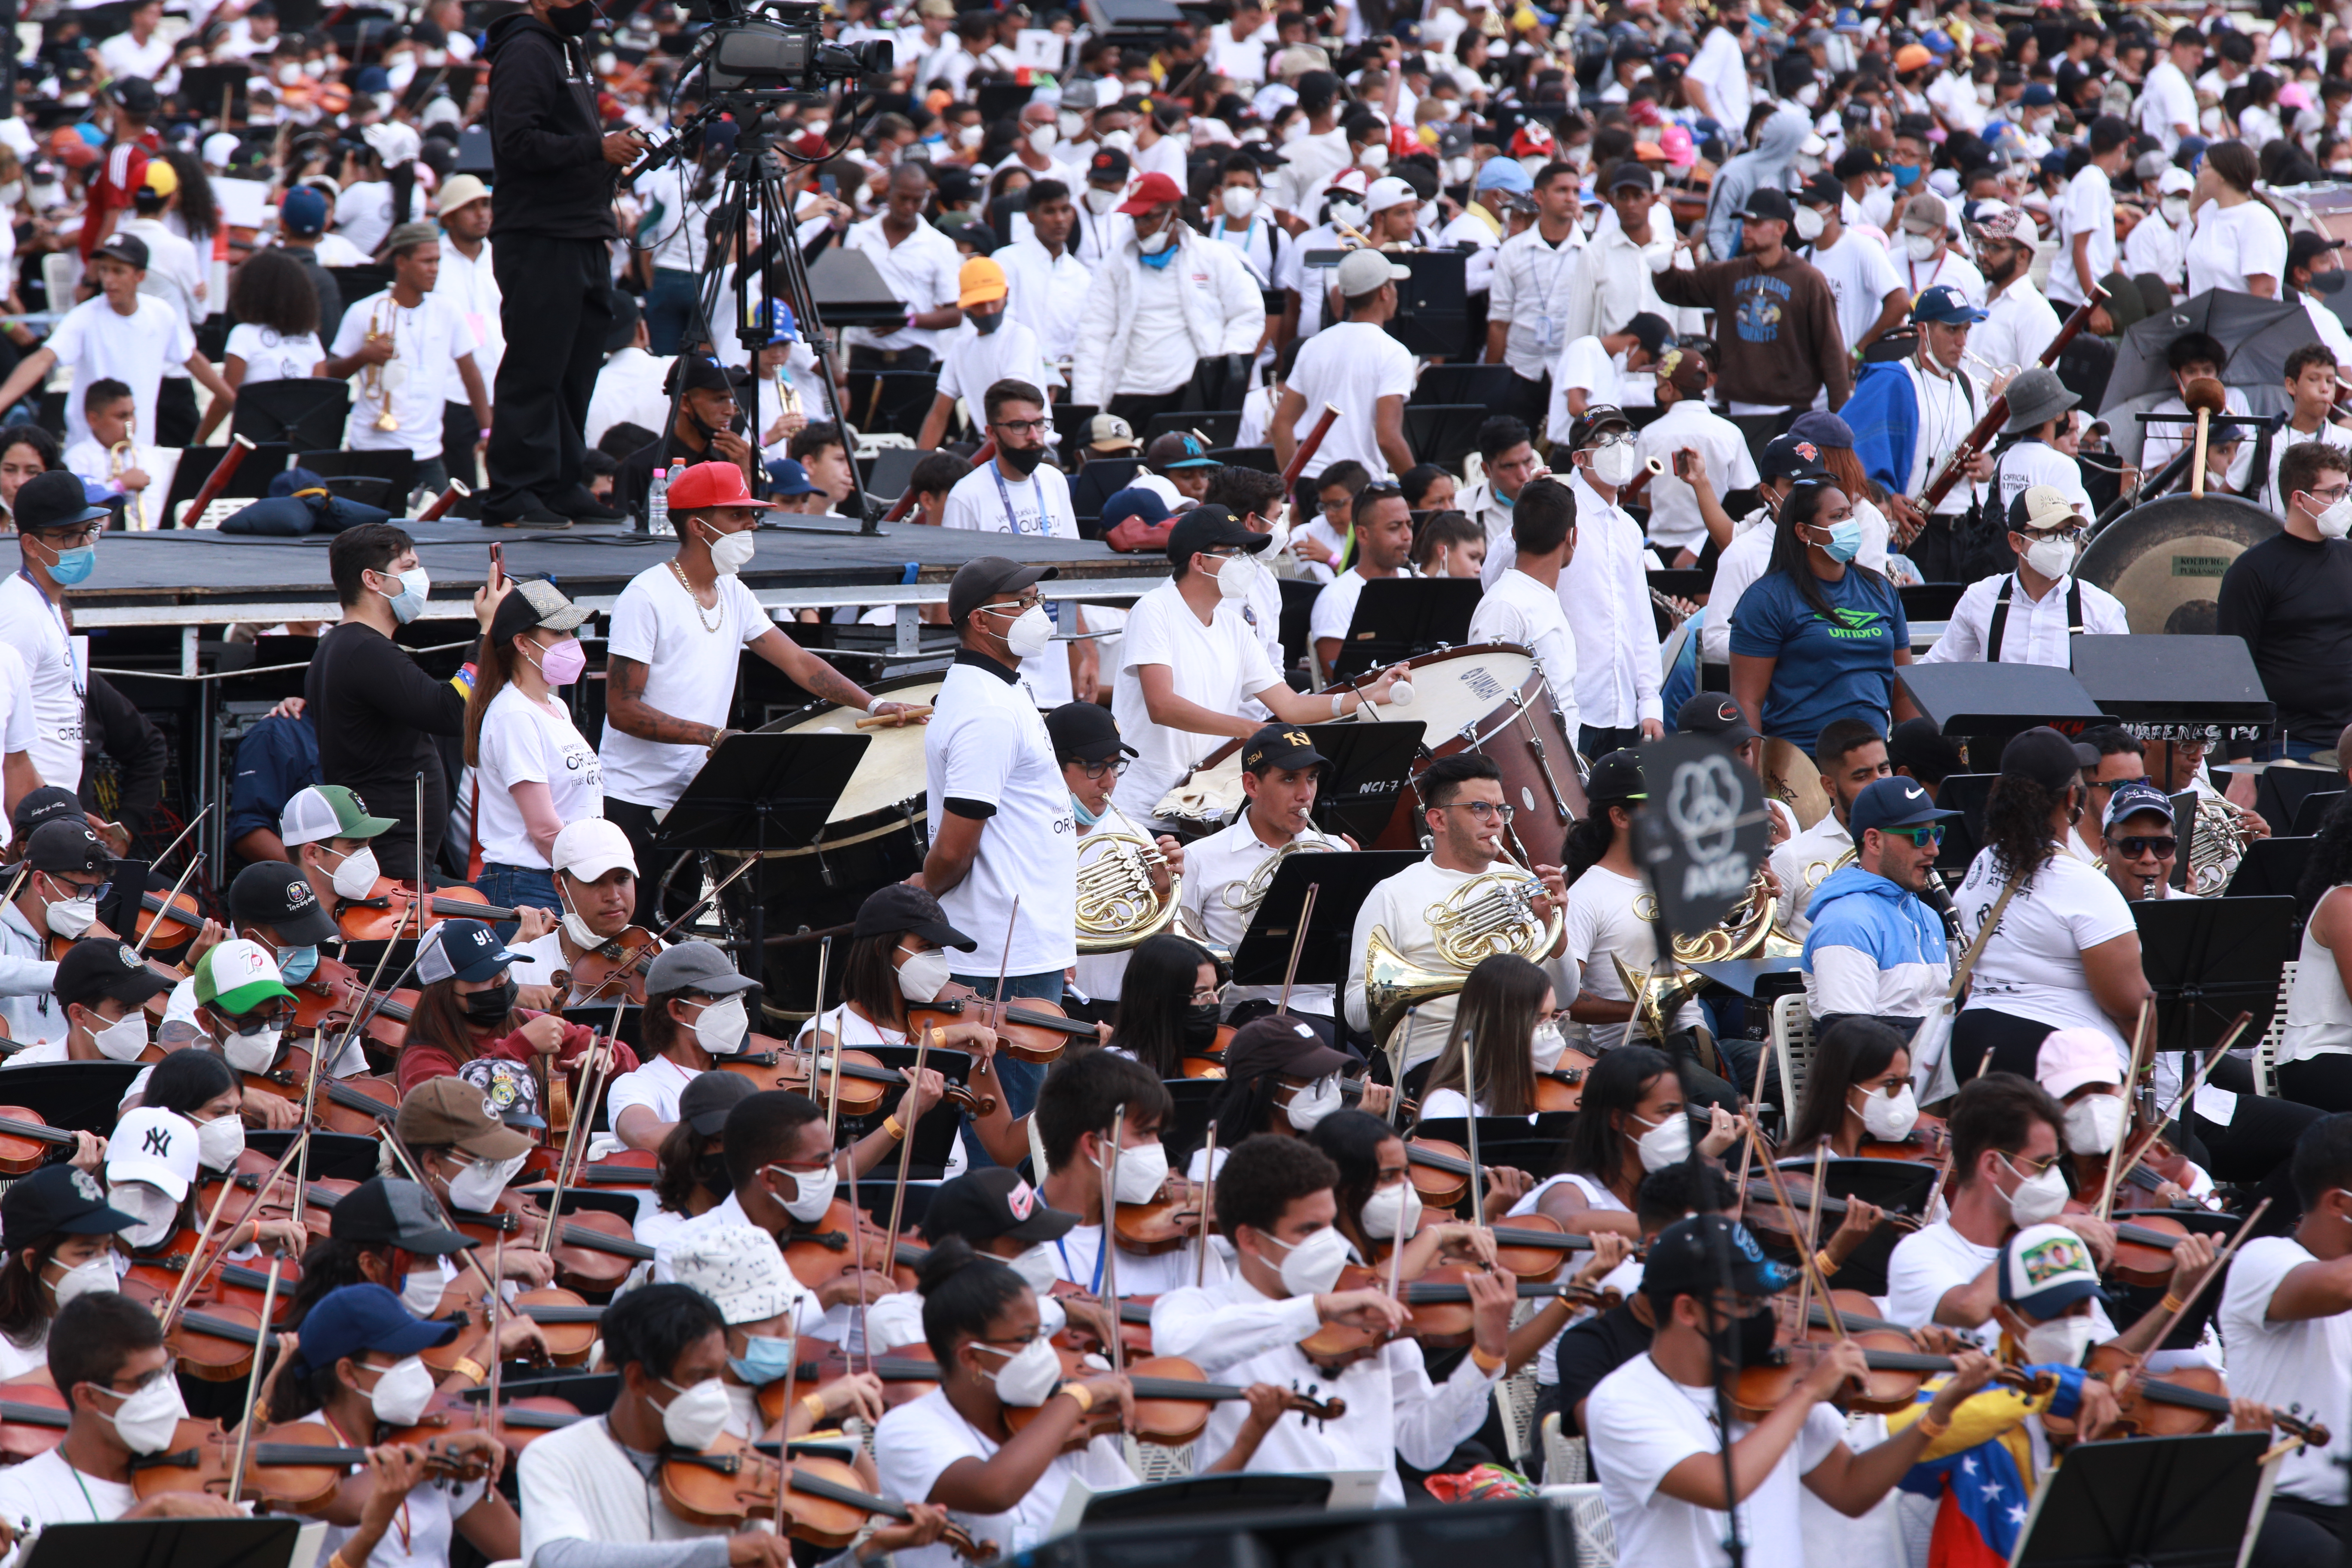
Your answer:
[1275,883,1317,1019]
[811,934,833,1128]
[2107,1011,2251,1211]
[1792,1142,1830,1344]
[879,1026,936,1334]
[131,849,207,960]
[1386,1009,1413,1129]
[544,990,631,1234]
[2098,998,2158,1221]
[1460,1029,1485,1228]
[1737,1033,1773,1219]
[319,865,426,1081]
[161,1131,309,1331]
[380,1121,504,1298]
[1099,1103,1127,1383]
[223,1247,290,1506]
[1749,1147,1846,1342]
[2125,1197,2270,1372]
[573,853,763,1004]
[148,804,209,872]
[1194,1125,1217,1290]
[487,1231,505,1419]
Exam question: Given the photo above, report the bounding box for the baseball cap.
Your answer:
[293,1283,460,1378]
[1148,432,1220,470]
[1242,723,1329,774]
[26,820,110,875]
[1998,1223,2105,1320]
[92,234,149,270]
[489,577,589,645]
[142,159,178,200]
[1363,175,1417,214]
[1912,283,1987,325]
[764,459,818,498]
[2002,726,2099,789]
[1606,160,1653,193]
[53,937,171,1013]
[417,919,516,986]
[1736,188,1794,224]
[193,939,297,1016]
[2036,1026,2123,1101]
[329,1176,473,1253]
[280,784,395,848]
[13,471,106,534]
[396,1077,535,1163]
[1584,748,1648,802]
[10,785,82,840]
[1899,192,1950,236]
[551,818,637,882]
[957,255,1008,309]
[1888,717,1966,782]
[1640,1214,1795,1303]
[1568,404,1633,450]
[227,861,337,946]
[108,1107,200,1203]
[1676,693,1758,746]
[669,356,737,397]
[1335,247,1413,299]
[1167,504,1272,566]
[1116,171,1183,214]
[850,884,975,949]
[1848,776,1961,838]
[1086,413,1138,452]
[923,1168,1076,1246]
[1087,147,1131,185]
[1,1164,132,1251]
[666,459,778,512]
[1476,158,1534,195]
[679,1070,756,1136]
[1046,700,1135,766]
[435,173,490,217]
[2102,780,2177,831]
[666,1224,802,1325]
[1893,42,1932,71]
[1223,1014,1354,1082]
[2008,484,2080,534]
[1099,487,1170,540]
[2290,230,2345,273]
[645,940,759,998]
[947,556,1057,628]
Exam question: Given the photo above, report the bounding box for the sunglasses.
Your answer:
[2116,836,2178,858]
[1880,825,1945,846]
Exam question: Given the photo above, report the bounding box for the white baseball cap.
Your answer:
[1363,175,1418,215]
[552,818,637,882]
[1335,247,1414,297]
[109,1107,201,1203]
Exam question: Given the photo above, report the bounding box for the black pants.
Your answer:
[1106,390,1189,435]
[1501,371,1547,434]
[1580,725,1645,759]
[1728,410,1799,469]
[484,233,612,518]
[442,399,481,496]
[1949,1007,2055,1082]
[2279,1053,2352,1112]
[156,376,197,446]
[605,796,698,928]
[2187,1052,2319,1228]
[1906,515,1970,583]
[2249,1492,2341,1568]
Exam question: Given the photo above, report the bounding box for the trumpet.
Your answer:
[364,303,400,432]
[1962,349,2019,387]
[108,414,143,530]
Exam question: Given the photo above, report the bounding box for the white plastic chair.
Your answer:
[2254,960,2300,1098]
[1772,993,1816,1111]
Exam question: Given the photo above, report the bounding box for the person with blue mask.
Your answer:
[1727,473,1917,754]
[0,471,108,798]
[1838,284,1997,574]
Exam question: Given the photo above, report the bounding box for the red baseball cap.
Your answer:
[665,460,777,511]
[1116,171,1184,214]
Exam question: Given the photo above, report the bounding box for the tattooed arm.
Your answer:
[747,627,879,711]
[604,654,730,747]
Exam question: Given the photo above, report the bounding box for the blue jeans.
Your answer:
[645,268,703,355]
[477,862,561,943]
[949,968,1064,1169]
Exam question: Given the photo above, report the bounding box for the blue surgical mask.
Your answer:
[1891,162,1921,188]
[1139,239,1180,270]
[1071,793,1103,827]
[1819,518,1864,563]
[277,945,319,985]
[374,566,429,625]
[46,542,96,585]
[727,1334,798,1386]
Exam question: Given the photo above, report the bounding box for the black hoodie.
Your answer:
[484,10,618,241]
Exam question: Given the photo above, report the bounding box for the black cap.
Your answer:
[109,76,158,116]
[1242,723,1329,774]
[1045,700,1135,765]
[947,555,1058,628]
[1800,172,1845,208]
[1605,159,1652,192]
[14,469,107,533]
[1087,147,1131,184]
[1736,187,1795,223]
[227,861,338,946]
[2290,230,2345,271]
[1758,432,1830,481]
[2001,725,2098,790]
[922,1167,1077,1246]
[1,1164,133,1251]
[678,1069,757,1136]
[1165,504,1271,566]
[1887,716,1966,781]
[1640,1214,1794,1303]
[1568,404,1633,450]
[25,819,108,875]
[1585,747,1648,803]
[1676,693,1759,746]
[10,785,83,840]
[851,883,977,950]
[92,233,149,271]
[605,290,643,353]
[329,1176,473,1254]
[53,937,170,1012]
[666,355,735,396]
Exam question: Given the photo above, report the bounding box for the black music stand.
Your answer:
[2294,788,2344,836]
[1229,851,1423,989]
[1687,955,1807,1002]
[2244,762,2340,839]
[2133,895,2299,1060]
[1934,773,2000,874]
[1276,577,1320,672]
[1073,1473,1334,1527]
[24,1518,306,1568]
[562,1002,643,1052]
[0,1063,146,1132]
[2069,634,2275,738]
[654,733,868,974]
[1329,578,1482,677]
[1899,582,1968,622]
[1297,721,1426,845]
[2224,836,2314,900]
[2011,1432,2272,1568]
[1893,662,2105,743]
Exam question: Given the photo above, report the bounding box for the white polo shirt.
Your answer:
[939,460,1080,708]
[925,651,1077,976]
[1109,579,1280,818]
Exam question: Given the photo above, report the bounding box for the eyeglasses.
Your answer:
[2000,1150,2062,1178]
[38,523,103,548]
[2089,775,2150,791]
[1442,801,1516,823]
[979,594,1043,616]
[1881,825,1945,846]
[2116,836,2178,858]
[992,418,1049,436]
[1075,759,1128,781]
[1188,985,1221,1004]
[2307,484,2352,504]
[2016,524,2087,544]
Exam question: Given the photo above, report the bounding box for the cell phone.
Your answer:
[489,542,503,590]
[1672,450,1692,479]
[820,173,837,198]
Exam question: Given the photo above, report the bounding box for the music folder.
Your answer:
[23,1517,324,1568]
[1229,851,1423,989]
[2011,1432,2272,1568]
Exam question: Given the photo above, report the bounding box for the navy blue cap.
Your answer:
[1912,284,1988,325]
[765,458,818,497]
[291,1283,460,1378]
[1849,775,1961,838]
[2102,780,2176,831]
[281,184,328,237]
[417,919,515,986]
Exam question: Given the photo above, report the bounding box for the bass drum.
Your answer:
[751,671,944,1020]
[2077,494,2281,635]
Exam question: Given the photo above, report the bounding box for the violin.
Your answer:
[334,878,528,943]
[1740,1167,1924,1246]
[130,1418,493,1507]
[448,1192,655,1294]
[754,1347,943,1426]
[725,1039,998,1121]
[286,953,419,1057]
[415,1282,600,1369]
[0,1104,86,1175]
[164,1305,282,1383]
[386,1387,585,1451]
[1399,1137,1529,1213]
[1530,1047,1598,1114]
[2082,1342,2331,1447]
[0,1381,68,1462]
[1048,1282,1155,1361]
[1372,1214,1627,1280]
[1001,1352,1346,1450]
[122,1257,303,1326]
[1295,1264,1606,1370]
[1730,1331,2047,1421]
[125,884,211,955]
[658,1430,995,1562]
[559,926,664,1006]
[2057,1200,2194,1289]
[1856,1109,1952,1162]
[242,1049,404,1136]
[906,984,1099,1065]
[1113,1181,1204,1257]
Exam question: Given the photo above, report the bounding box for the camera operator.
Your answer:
[480,0,646,527]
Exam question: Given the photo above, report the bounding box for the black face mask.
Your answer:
[464,979,518,1026]
[1727,1305,1780,1367]
[695,1151,732,1194]
[1182,1003,1222,1047]
[1001,443,1049,476]
[2317,270,2350,296]
[548,0,598,36]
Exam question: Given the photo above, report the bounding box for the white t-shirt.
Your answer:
[0,1447,135,1565]
[1046,1217,1225,1297]
[1809,230,1906,354]
[1588,1351,1845,1568]
[1467,568,1583,741]
[606,1053,700,1135]
[2186,199,2289,297]
[0,574,84,792]
[2049,164,2116,306]
[334,179,425,257]
[598,565,769,811]
[1109,579,1280,817]
[1884,1218,2001,1349]
[935,318,1053,408]
[1562,865,1695,1050]
[940,461,1080,708]
[2218,1234,2352,1505]
[331,290,479,457]
[925,655,1078,976]
[474,683,603,869]
[323,1455,487,1568]
[47,293,194,450]
[1992,439,2092,519]
[1954,846,2137,1057]
[873,1387,1137,1568]
[518,1408,736,1564]
[224,323,325,384]
[1284,320,1417,480]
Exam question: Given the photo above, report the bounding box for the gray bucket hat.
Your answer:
[2000,367,2080,435]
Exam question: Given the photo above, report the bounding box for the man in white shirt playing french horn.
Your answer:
[1345,752,1568,1070]
[1178,723,1354,1043]
[1053,701,1186,1005]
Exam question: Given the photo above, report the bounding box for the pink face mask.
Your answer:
[537,638,587,687]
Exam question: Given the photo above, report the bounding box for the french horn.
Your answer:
[1363,861,1562,1044]
[1074,802,1182,953]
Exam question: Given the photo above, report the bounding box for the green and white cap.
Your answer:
[281,784,396,848]
[194,939,297,1015]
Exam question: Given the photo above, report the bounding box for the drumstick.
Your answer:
[853,704,932,729]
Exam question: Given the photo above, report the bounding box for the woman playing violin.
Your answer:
[280,786,557,951]
[392,1080,558,1292]
[516,1284,950,1568]
[2033,1028,2208,1209]
[1785,1017,1927,1165]
[506,821,656,1011]
[1197,1017,1395,1176]
[392,920,636,1099]
[1518,1045,1740,1241]
[142,1051,307,1254]
[0,1164,131,1380]
[1099,934,1221,1080]
[268,1283,521,1568]
[1417,954,1560,1121]
[107,1102,303,1263]
[637,1073,756,1252]
[665,1223,891,1449]
[606,943,766,1153]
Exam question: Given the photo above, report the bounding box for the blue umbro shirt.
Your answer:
[1728,567,1908,751]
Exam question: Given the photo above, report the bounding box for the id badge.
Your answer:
[1534,313,1559,350]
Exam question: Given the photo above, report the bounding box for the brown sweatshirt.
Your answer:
[1651,251,1852,411]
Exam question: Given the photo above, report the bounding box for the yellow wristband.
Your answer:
[1060,1383,1093,1413]
[1469,1345,1505,1374]
[1915,1408,1951,1439]
[882,1115,906,1141]
[2158,1293,2187,1317]
[1813,1250,1838,1279]
[450,1357,488,1384]
[801,1392,828,1420]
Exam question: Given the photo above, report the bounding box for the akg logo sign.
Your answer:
[1666,755,1750,901]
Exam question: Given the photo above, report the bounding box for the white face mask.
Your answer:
[1006,1242,1060,1293]
[448,1152,527,1212]
[560,909,603,950]
[1220,185,1259,219]
[401,1268,446,1316]
[705,524,756,576]
[692,995,750,1057]
[373,567,430,625]
[1137,227,1173,254]
[772,1160,838,1223]
[1099,129,1135,153]
[1905,232,1940,262]
[658,1376,732,1449]
[2162,196,2190,222]
[1796,82,1820,108]
[2064,1093,2126,1154]
[1213,551,1259,600]
[1281,118,1309,145]
[1792,204,1825,242]
[100,1374,188,1455]
[364,1355,435,1426]
[2315,497,2352,540]
[956,124,983,149]
[47,1254,116,1310]
[895,946,953,1003]
[1360,1181,1422,1240]
[195,1115,246,1171]
[2021,1312,2098,1369]
[89,1011,150,1063]
[1853,1084,1920,1142]
[1058,111,1086,139]
[1083,187,1119,214]
[1001,603,1054,658]
[1631,1109,1691,1171]
[1110,1139,1169,1204]
[1531,1022,1567,1073]
[1589,443,1639,487]
[2023,537,2077,579]
[1357,144,1388,172]
[1260,1223,1353,1296]
[2002,1157,2070,1225]
[1284,1075,1344,1131]
[110,1182,176,1249]
[1027,123,1058,154]
[328,845,380,901]
[221,1023,281,1074]
[977,1336,1063,1406]
[45,894,97,939]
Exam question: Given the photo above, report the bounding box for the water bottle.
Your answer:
[647,467,673,537]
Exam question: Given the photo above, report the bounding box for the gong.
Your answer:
[2076,494,2282,636]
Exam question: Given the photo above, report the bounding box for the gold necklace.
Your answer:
[667,558,723,634]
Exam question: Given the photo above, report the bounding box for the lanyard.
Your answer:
[989,462,1037,536]
[1055,1229,1107,1293]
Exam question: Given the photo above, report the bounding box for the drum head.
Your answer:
[1761,738,1829,831]
[771,675,944,826]
[2077,495,2281,636]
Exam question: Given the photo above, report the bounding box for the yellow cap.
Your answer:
[143,158,178,198]
[957,255,1008,309]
